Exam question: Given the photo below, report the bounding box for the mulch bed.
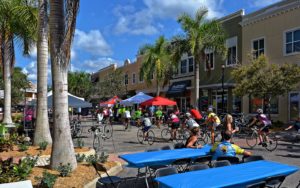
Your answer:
[29,161,118,188]
[0,146,90,159]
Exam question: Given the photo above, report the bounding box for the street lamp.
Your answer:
[221,64,225,113]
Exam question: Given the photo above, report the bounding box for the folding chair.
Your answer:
[93,163,122,188]
[246,181,266,188]
[188,164,209,172]
[155,167,178,177]
[216,156,240,164]
[171,158,192,172]
[265,175,286,188]
[193,155,213,167]
[213,160,231,168]
[243,155,264,163]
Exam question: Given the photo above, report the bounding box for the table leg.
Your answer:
[145,166,150,188]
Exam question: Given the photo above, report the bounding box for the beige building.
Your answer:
[241,0,300,122]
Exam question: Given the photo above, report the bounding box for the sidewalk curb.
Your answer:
[84,161,123,188]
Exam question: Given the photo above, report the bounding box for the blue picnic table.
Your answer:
[155,160,299,188]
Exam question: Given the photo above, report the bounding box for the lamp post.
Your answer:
[221,64,225,113]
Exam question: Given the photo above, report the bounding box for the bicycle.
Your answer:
[245,125,278,152]
[88,122,113,151]
[198,123,222,144]
[137,126,155,145]
[70,119,82,138]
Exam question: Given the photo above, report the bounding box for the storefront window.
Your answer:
[232,96,242,113]
[289,92,300,120]
[249,96,278,114]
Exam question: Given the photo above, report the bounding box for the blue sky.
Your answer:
[19,0,281,82]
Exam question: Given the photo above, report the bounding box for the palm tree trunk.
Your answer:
[194,54,200,109]
[49,0,77,170]
[2,35,13,124]
[156,79,160,96]
[34,0,52,145]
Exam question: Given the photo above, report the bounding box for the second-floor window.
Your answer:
[188,57,194,72]
[253,38,264,59]
[205,52,214,70]
[180,59,187,74]
[285,29,300,54]
[125,74,128,85]
[139,73,143,82]
[132,73,136,84]
[227,46,237,65]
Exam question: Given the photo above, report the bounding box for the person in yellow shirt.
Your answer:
[210,130,251,160]
[204,107,221,144]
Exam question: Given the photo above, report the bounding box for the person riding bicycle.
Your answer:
[190,106,203,124]
[155,106,163,129]
[124,107,131,130]
[97,109,104,124]
[204,107,221,144]
[141,113,152,140]
[210,130,252,160]
[249,108,272,145]
[285,115,300,133]
[133,107,143,127]
[169,110,180,141]
[185,112,200,130]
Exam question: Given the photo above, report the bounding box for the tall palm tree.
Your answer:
[0,0,37,124]
[173,8,227,108]
[49,0,79,170]
[140,36,173,96]
[34,0,52,145]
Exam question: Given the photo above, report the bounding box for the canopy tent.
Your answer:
[120,92,153,106]
[100,96,119,107]
[47,92,92,108]
[30,91,92,108]
[140,96,177,106]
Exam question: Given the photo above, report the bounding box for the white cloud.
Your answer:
[73,57,121,73]
[22,61,52,83]
[250,0,281,8]
[74,29,112,56]
[29,45,37,58]
[113,0,224,35]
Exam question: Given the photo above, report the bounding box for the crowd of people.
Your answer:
[95,103,300,160]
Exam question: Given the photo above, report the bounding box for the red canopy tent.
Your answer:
[140,96,177,106]
[100,96,119,107]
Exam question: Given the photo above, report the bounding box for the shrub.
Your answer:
[18,143,29,151]
[76,138,84,148]
[56,163,72,177]
[39,141,48,150]
[86,152,109,165]
[0,138,13,152]
[35,171,57,188]
[76,154,86,163]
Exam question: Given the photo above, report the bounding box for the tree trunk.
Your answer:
[194,54,200,109]
[2,35,13,124]
[156,80,160,96]
[34,0,52,145]
[49,0,77,170]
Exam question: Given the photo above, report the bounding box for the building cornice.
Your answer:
[241,0,300,27]
[218,9,245,23]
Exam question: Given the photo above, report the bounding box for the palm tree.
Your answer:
[49,0,79,170]
[68,71,92,99]
[0,0,37,124]
[34,0,52,145]
[140,36,173,96]
[173,8,227,108]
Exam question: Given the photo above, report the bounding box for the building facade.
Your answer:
[241,0,300,122]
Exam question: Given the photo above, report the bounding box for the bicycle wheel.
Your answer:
[264,135,278,152]
[246,132,258,149]
[201,132,210,144]
[161,128,171,141]
[104,124,113,139]
[137,129,144,144]
[175,131,185,143]
[93,135,101,152]
[147,130,155,145]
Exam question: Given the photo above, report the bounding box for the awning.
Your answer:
[167,80,191,96]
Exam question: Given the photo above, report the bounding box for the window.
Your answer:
[227,46,237,65]
[285,29,300,54]
[180,59,187,74]
[132,73,136,84]
[252,38,264,59]
[188,57,194,72]
[139,73,143,82]
[150,73,154,80]
[249,96,278,114]
[205,53,214,70]
[124,74,128,85]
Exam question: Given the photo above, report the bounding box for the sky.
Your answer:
[18,0,282,83]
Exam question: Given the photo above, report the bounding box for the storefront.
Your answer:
[289,91,300,121]
[166,80,191,112]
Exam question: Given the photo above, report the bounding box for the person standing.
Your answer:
[170,111,180,141]
[204,107,221,144]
